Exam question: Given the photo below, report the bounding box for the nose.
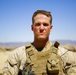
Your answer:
[39,24,44,29]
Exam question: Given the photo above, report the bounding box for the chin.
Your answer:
[37,37,46,41]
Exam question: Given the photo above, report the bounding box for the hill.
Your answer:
[0,40,76,48]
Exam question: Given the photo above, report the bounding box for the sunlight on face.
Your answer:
[32,14,52,40]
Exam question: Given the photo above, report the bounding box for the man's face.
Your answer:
[32,14,52,40]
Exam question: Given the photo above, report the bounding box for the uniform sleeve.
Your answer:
[58,46,76,75]
[3,46,26,75]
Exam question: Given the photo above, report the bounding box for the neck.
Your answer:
[32,38,50,48]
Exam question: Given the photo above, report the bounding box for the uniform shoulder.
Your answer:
[61,44,76,52]
[8,45,26,58]
[15,45,25,50]
[58,45,68,56]
[58,44,76,56]
[7,45,26,64]
[14,43,33,52]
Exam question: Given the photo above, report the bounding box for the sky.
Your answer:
[0,0,76,42]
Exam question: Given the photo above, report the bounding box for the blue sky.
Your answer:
[0,0,76,42]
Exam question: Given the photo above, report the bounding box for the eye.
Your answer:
[34,23,41,26]
[43,23,49,26]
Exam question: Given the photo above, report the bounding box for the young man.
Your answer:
[2,10,65,75]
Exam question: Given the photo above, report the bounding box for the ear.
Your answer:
[31,24,33,31]
[50,25,53,31]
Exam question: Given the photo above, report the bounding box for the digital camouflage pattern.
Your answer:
[0,47,13,74]
[59,45,76,75]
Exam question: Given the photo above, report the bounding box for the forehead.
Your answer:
[34,14,50,20]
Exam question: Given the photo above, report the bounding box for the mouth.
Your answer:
[39,32,45,35]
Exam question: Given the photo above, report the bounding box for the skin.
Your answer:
[31,14,52,48]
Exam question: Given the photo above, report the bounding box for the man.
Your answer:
[2,10,67,75]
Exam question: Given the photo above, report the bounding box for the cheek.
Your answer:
[46,27,51,32]
[45,28,51,36]
[47,26,52,32]
[32,27,39,33]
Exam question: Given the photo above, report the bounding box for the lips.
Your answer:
[37,31,46,35]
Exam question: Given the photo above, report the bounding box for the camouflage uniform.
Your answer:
[3,46,26,75]
[0,48,12,75]
[1,42,76,75]
[59,46,76,75]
